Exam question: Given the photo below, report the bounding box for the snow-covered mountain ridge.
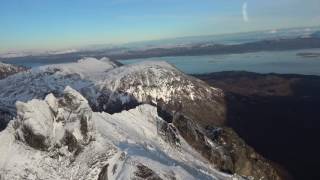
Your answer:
[0,57,226,127]
[0,86,240,180]
[0,58,283,179]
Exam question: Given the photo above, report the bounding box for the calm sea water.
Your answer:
[119,49,320,75]
[3,49,320,75]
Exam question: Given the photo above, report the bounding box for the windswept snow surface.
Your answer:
[0,87,238,180]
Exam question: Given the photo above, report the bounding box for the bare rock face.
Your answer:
[214,128,282,180]
[133,164,162,180]
[157,104,283,180]
[14,86,95,154]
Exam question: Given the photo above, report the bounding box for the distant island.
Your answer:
[108,37,320,60]
[297,52,320,58]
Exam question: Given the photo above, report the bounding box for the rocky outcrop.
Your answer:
[15,86,95,154]
[134,164,162,180]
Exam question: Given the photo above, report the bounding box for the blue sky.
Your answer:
[0,0,319,52]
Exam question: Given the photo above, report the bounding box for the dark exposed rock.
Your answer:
[21,124,50,151]
[14,87,95,154]
[156,101,173,123]
[96,91,140,114]
[156,102,282,179]
[134,164,162,180]
[156,119,180,146]
[63,130,80,152]
[112,164,118,175]
[0,110,14,131]
[172,113,234,174]
[213,127,282,180]
[98,163,109,180]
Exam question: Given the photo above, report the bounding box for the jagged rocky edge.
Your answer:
[0,86,244,180]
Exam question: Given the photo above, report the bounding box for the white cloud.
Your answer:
[242,2,249,22]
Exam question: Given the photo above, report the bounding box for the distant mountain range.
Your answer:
[2,36,320,69]
[107,37,320,60]
[1,26,320,60]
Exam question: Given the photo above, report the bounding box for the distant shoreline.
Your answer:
[297,52,320,58]
[109,37,320,60]
[2,37,320,63]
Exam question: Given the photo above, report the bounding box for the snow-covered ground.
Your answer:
[0,86,239,180]
[0,57,282,179]
[0,57,117,115]
[0,58,232,179]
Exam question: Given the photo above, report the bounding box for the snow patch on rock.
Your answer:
[15,86,94,151]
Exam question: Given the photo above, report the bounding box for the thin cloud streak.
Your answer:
[242,2,249,22]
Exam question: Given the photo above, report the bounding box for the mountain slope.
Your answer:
[0,58,225,127]
[196,71,320,180]
[0,58,118,122]
[0,87,239,180]
[95,61,226,126]
[0,58,283,179]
